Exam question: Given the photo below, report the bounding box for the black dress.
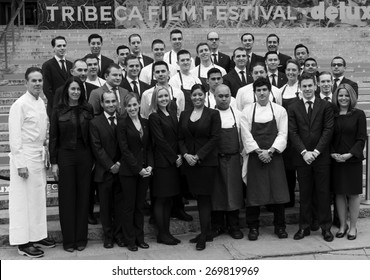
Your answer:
[331,109,367,195]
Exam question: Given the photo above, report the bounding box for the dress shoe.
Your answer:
[229,229,244,239]
[33,237,56,248]
[104,239,114,249]
[127,244,138,251]
[64,247,74,253]
[157,235,178,245]
[136,241,149,249]
[247,228,259,241]
[322,229,334,242]
[274,228,288,239]
[196,236,206,251]
[76,245,86,251]
[172,210,193,221]
[347,229,357,240]
[335,225,349,238]
[293,228,310,240]
[18,245,44,258]
[88,214,98,225]
[168,234,181,244]
[189,234,213,243]
[310,221,320,231]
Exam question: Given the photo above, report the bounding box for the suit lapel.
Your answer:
[310,98,321,125]
[232,69,243,87]
[196,107,209,137]
[299,99,310,124]
[52,57,67,80]
[99,114,116,139]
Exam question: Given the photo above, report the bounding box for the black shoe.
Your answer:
[104,239,114,249]
[157,235,178,245]
[347,229,357,240]
[114,238,125,247]
[294,228,310,240]
[248,228,259,241]
[322,229,334,242]
[168,234,181,244]
[76,245,86,251]
[127,244,138,251]
[189,234,213,243]
[136,241,149,249]
[229,229,244,239]
[33,237,56,248]
[274,228,288,239]
[335,225,349,238]
[88,214,98,225]
[172,210,193,221]
[310,221,320,231]
[196,236,206,251]
[18,245,44,258]
[64,247,74,253]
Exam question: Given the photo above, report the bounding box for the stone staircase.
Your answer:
[1,26,370,246]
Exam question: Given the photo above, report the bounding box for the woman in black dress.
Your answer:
[117,92,153,251]
[148,86,182,245]
[49,77,94,252]
[178,84,221,250]
[331,83,367,240]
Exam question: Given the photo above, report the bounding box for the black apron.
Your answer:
[178,72,194,111]
[198,64,210,92]
[212,108,244,211]
[246,103,289,206]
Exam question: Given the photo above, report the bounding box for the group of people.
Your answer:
[8,29,366,258]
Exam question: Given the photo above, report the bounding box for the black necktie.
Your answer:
[246,55,250,72]
[240,70,247,85]
[307,101,313,121]
[212,53,218,64]
[333,78,339,93]
[324,97,330,102]
[271,74,277,87]
[108,116,116,132]
[97,57,101,76]
[60,59,67,78]
[132,80,139,95]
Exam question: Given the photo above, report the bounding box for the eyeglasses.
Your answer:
[331,63,344,67]
[209,77,222,81]
[208,38,219,41]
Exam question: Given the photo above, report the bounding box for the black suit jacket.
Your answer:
[288,98,334,167]
[98,55,114,79]
[142,55,154,67]
[149,110,179,168]
[117,115,154,176]
[90,114,121,182]
[270,71,288,88]
[178,107,221,166]
[223,68,253,97]
[340,77,359,97]
[277,52,292,74]
[247,53,265,72]
[195,51,232,73]
[42,57,72,116]
[120,78,151,99]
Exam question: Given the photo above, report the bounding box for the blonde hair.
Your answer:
[148,86,170,116]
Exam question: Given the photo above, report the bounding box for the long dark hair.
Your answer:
[60,76,86,107]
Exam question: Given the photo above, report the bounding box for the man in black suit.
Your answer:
[128,33,153,68]
[120,54,150,99]
[88,34,114,79]
[294,44,309,73]
[265,51,288,89]
[223,47,253,97]
[116,45,131,78]
[331,56,359,96]
[42,36,72,117]
[195,31,231,73]
[90,91,124,249]
[265,34,291,73]
[288,72,334,242]
[241,33,264,73]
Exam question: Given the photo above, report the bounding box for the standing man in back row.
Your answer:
[9,67,56,258]
[88,34,114,79]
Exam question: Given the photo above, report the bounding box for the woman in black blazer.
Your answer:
[178,84,221,250]
[148,86,182,245]
[49,76,94,252]
[117,92,154,251]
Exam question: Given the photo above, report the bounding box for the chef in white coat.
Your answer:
[8,67,55,258]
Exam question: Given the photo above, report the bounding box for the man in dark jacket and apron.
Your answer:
[240,77,289,241]
[211,84,245,239]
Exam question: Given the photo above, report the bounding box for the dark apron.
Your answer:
[198,64,210,92]
[281,84,300,170]
[246,103,289,206]
[178,72,194,111]
[212,108,244,211]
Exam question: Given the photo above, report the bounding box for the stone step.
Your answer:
[0,142,9,153]
[0,131,9,141]
[0,192,59,211]
[0,85,26,92]
[0,154,9,165]
[0,91,24,98]
[0,124,8,132]
[0,98,18,105]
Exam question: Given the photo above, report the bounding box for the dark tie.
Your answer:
[333,78,339,93]
[60,59,67,78]
[96,57,101,74]
[132,80,139,95]
[246,55,250,72]
[240,70,247,85]
[271,74,277,87]
[307,101,313,121]
[324,97,330,102]
[108,116,116,133]
[137,57,143,68]
[212,53,218,64]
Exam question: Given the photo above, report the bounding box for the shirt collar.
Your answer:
[54,55,66,62]
[302,96,315,104]
[320,93,332,100]
[104,111,117,120]
[126,76,138,84]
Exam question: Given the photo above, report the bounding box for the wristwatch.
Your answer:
[267,149,273,156]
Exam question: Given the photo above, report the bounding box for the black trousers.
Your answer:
[246,204,285,229]
[211,210,240,231]
[58,147,93,249]
[97,173,122,240]
[296,164,332,230]
[120,175,150,246]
